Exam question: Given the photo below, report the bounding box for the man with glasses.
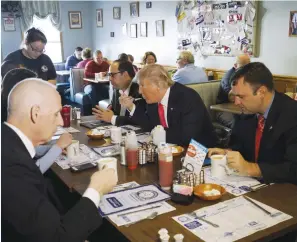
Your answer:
[92,59,142,126]
[172,51,208,85]
[1,28,56,85]
[84,50,110,107]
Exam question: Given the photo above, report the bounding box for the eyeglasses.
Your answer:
[107,71,123,77]
[176,58,181,62]
[30,43,45,54]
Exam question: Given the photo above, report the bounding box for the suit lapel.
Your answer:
[167,83,179,128]
[258,93,281,161]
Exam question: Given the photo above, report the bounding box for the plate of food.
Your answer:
[86,129,105,140]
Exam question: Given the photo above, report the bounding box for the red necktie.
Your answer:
[255,115,265,162]
[158,103,168,128]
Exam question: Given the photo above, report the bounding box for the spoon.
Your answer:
[125,211,158,227]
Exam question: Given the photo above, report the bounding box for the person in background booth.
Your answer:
[128,54,138,74]
[84,50,110,107]
[2,27,56,85]
[172,51,208,85]
[77,48,92,69]
[65,47,83,70]
[215,54,250,128]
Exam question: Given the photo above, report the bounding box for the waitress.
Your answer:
[1,27,56,85]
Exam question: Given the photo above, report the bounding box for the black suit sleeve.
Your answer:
[2,176,102,242]
[258,125,297,184]
[178,93,212,147]
[130,100,154,132]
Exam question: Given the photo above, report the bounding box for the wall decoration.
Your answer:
[176,0,259,57]
[3,17,15,31]
[113,7,121,20]
[130,2,139,17]
[146,2,152,9]
[140,22,147,37]
[156,20,164,37]
[110,32,115,37]
[130,23,137,38]
[122,23,128,36]
[289,11,297,37]
[68,11,82,29]
[1,1,21,18]
[96,9,103,27]
[122,23,127,35]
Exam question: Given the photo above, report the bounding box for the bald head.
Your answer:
[8,78,59,118]
[236,54,250,68]
[7,78,64,146]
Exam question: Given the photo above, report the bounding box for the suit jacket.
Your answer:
[229,92,297,184]
[111,82,142,126]
[1,124,102,242]
[131,82,217,147]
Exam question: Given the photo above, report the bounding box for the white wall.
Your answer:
[93,1,297,76]
[92,1,178,65]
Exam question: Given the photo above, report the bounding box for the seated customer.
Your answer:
[209,62,297,185]
[127,54,138,73]
[84,50,110,106]
[2,78,117,241]
[1,68,73,174]
[132,51,157,83]
[92,59,141,126]
[65,46,83,70]
[120,64,217,147]
[216,53,250,128]
[172,51,208,84]
[77,47,92,68]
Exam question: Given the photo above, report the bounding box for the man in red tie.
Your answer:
[119,64,217,147]
[208,62,297,185]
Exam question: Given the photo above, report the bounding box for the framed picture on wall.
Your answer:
[3,17,16,31]
[289,11,297,37]
[122,23,127,35]
[96,9,103,27]
[113,7,121,20]
[156,20,164,37]
[68,11,82,29]
[140,22,147,37]
[130,24,137,38]
[130,2,139,17]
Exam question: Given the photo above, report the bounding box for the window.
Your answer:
[29,15,63,63]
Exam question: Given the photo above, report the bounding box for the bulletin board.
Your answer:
[176,1,259,57]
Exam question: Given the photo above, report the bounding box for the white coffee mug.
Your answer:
[67,140,79,159]
[97,157,118,180]
[110,127,122,144]
[211,155,237,178]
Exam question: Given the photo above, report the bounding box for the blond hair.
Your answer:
[179,51,195,64]
[138,64,174,88]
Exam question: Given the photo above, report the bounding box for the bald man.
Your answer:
[216,54,250,128]
[2,79,117,242]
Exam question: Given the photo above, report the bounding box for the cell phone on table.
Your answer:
[70,162,98,172]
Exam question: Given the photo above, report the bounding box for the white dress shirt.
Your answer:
[130,87,171,128]
[4,122,100,207]
[111,82,132,125]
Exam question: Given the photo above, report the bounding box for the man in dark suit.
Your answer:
[92,59,142,126]
[2,78,117,242]
[209,62,297,185]
[120,64,217,147]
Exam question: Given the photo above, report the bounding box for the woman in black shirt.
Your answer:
[2,28,56,85]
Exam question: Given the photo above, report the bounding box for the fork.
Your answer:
[188,212,219,228]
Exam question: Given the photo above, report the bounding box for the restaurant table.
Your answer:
[210,103,244,115]
[56,70,70,76]
[51,121,297,242]
[83,77,109,83]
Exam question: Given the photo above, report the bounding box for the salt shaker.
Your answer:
[138,144,147,165]
[120,139,127,166]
